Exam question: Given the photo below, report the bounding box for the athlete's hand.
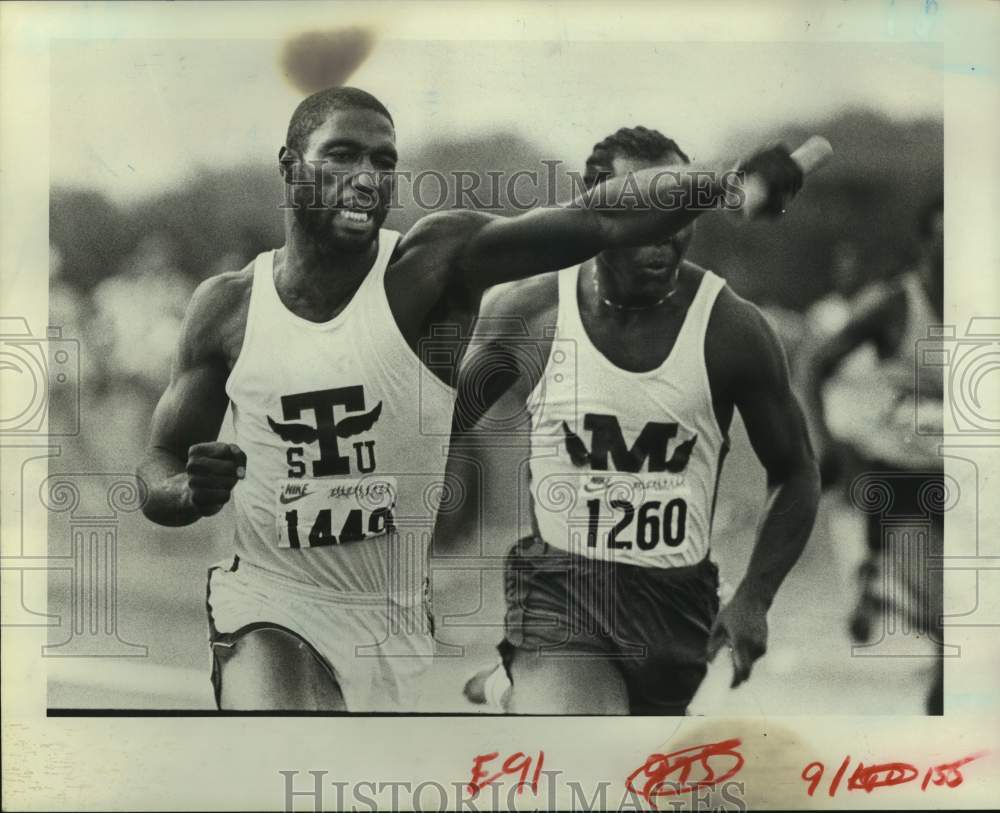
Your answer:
[185,442,246,517]
[738,145,804,218]
[706,590,769,688]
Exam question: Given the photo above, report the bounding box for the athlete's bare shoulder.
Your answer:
[479,272,559,337]
[708,283,768,339]
[383,211,500,335]
[391,210,497,275]
[403,209,496,243]
[178,260,255,369]
[705,282,789,403]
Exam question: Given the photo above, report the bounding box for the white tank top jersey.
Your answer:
[854,272,943,469]
[224,230,456,602]
[527,266,729,569]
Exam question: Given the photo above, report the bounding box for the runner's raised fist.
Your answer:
[186,442,246,517]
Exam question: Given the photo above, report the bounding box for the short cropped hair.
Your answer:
[285,86,394,155]
[583,126,690,190]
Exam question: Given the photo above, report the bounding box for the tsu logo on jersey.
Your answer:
[267,385,382,477]
[562,414,697,473]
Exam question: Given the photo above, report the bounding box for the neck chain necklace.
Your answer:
[593,267,679,312]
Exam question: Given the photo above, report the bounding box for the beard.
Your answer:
[291,198,388,255]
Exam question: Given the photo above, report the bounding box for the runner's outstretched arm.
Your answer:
[416,145,804,291]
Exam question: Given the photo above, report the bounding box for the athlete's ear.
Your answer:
[278,146,299,182]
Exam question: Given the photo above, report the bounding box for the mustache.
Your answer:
[335,186,389,211]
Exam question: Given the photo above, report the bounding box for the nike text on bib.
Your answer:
[275,476,397,549]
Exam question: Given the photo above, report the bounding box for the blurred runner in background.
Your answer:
[803,195,944,714]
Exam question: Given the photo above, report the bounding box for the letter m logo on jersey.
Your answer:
[562,414,697,473]
[267,385,382,476]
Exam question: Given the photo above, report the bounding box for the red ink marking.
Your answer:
[828,755,851,797]
[847,761,920,793]
[922,752,986,790]
[466,750,545,797]
[466,752,500,796]
[531,750,545,792]
[626,739,744,809]
[503,752,530,795]
[803,751,988,798]
[801,761,824,797]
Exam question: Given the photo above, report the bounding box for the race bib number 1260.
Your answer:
[274,477,397,549]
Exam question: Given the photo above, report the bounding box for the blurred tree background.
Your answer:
[48,108,942,456]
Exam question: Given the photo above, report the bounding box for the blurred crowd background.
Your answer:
[44,35,944,711]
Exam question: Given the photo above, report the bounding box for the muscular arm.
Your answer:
[433,277,556,548]
[452,161,725,287]
[447,144,801,291]
[391,146,802,349]
[138,275,242,526]
[397,144,800,303]
[733,303,821,609]
[708,293,821,684]
[452,276,557,432]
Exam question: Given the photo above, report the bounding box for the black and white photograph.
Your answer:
[3,1,999,810]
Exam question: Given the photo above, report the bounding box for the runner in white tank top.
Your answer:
[456,128,821,715]
[138,91,813,710]
[225,233,452,596]
[525,264,727,570]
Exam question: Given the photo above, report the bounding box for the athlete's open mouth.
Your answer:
[337,209,372,225]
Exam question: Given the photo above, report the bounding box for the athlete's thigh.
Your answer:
[506,648,628,714]
[217,627,346,711]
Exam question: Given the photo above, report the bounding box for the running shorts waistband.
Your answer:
[216,555,425,608]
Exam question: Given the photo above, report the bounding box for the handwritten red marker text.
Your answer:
[801,752,987,797]
[466,750,545,797]
[625,738,745,808]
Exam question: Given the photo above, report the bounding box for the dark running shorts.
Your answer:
[499,536,720,715]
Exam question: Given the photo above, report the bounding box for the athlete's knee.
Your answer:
[218,627,344,710]
[508,648,627,714]
[507,651,569,714]
[225,628,309,676]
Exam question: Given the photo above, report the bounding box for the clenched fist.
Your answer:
[185,442,246,517]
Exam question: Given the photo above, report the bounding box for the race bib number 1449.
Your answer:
[274,477,397,549]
